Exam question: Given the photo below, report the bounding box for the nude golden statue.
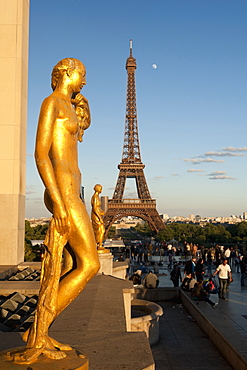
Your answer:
[91,184,109,253]
[7,58,100,364]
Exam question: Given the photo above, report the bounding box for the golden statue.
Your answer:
[91,184,109,253]
[7,58,100,365]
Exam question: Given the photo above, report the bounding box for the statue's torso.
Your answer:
[49,96,81,197]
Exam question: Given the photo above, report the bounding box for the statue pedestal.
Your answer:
[98,252,113,275]
[0,348,88,369]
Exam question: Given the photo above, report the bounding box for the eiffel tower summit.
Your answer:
[104,40,165,236]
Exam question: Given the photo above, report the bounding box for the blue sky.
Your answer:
[26,0,247,219]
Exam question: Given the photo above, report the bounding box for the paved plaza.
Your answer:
[151,263,247,369]
[153,301,233,369]
[0,260,246,369]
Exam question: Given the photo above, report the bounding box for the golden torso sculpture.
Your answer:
[8,58,100,365]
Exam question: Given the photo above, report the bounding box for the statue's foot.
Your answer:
[48,336,72,351]
[6,345,67,364]
[22,330,72,351]
[42,348,67,360]
[7,347,43,364]
[97,246,109,253]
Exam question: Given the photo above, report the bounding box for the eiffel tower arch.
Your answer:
[104,40,165,236]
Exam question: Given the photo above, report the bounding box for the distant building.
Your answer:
[112,216,145,229]
[101,196,108,213]
[187,214,195,220]
[26,218,50,227]
[160,213,169,220]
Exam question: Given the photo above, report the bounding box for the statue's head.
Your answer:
[94,184,102,193]
[51,58,85,91]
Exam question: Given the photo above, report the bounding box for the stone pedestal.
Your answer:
[97,252,113,275]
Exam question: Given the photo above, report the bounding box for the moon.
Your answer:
[152,64,157,69]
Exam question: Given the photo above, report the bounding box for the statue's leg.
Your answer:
[98,227,104,248]
[14,202,99,364]
[21,242,80,353]
[97,224,108,252]
[61,243,75,277]
[55,201,100,317]
[8,296,66,364]
[9,223,67,364]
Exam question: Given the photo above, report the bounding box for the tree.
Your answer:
[24,221,49,261]
[107,226,116,238]
[156,228,174,242]
[132,222,152,237]
[236,222,247,238]
[24,239,36,261]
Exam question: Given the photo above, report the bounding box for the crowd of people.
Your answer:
[127,240,245,267]
[173,249,246,306]
[124,241,247,305]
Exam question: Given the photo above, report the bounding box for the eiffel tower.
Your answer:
[104,40,165,236]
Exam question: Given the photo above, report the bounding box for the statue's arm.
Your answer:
[35,97,69,235]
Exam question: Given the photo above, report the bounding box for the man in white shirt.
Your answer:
[224,247,231,260]
[143,270,159,289]
[213,259,232,300]
[167,244,172,251]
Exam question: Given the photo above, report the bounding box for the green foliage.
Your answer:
[169,223,199,242]
[24,239,36,262]
[24,220,49,262]
[192,235,206,244]
[235,222,247,238]
[107,226,116,238]
[133,222,152,237]
[155,221,247,245]
[156,228,174,242]
[202,223,231,243]
[25,220,48,240]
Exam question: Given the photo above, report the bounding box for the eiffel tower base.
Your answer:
[104,201,165,237]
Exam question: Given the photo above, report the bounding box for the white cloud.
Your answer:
[205,151,244,157]
[187,169,204,173]
[171,173,180,176]
[209,175,236,180]
[207,171,227,176]
[153,176,164,181]
[184,158,224,164]
[222,146,247,152]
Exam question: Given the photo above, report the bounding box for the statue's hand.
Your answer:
[72,94,91,131]
[53,203,70,235]
[71,93,88,108]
